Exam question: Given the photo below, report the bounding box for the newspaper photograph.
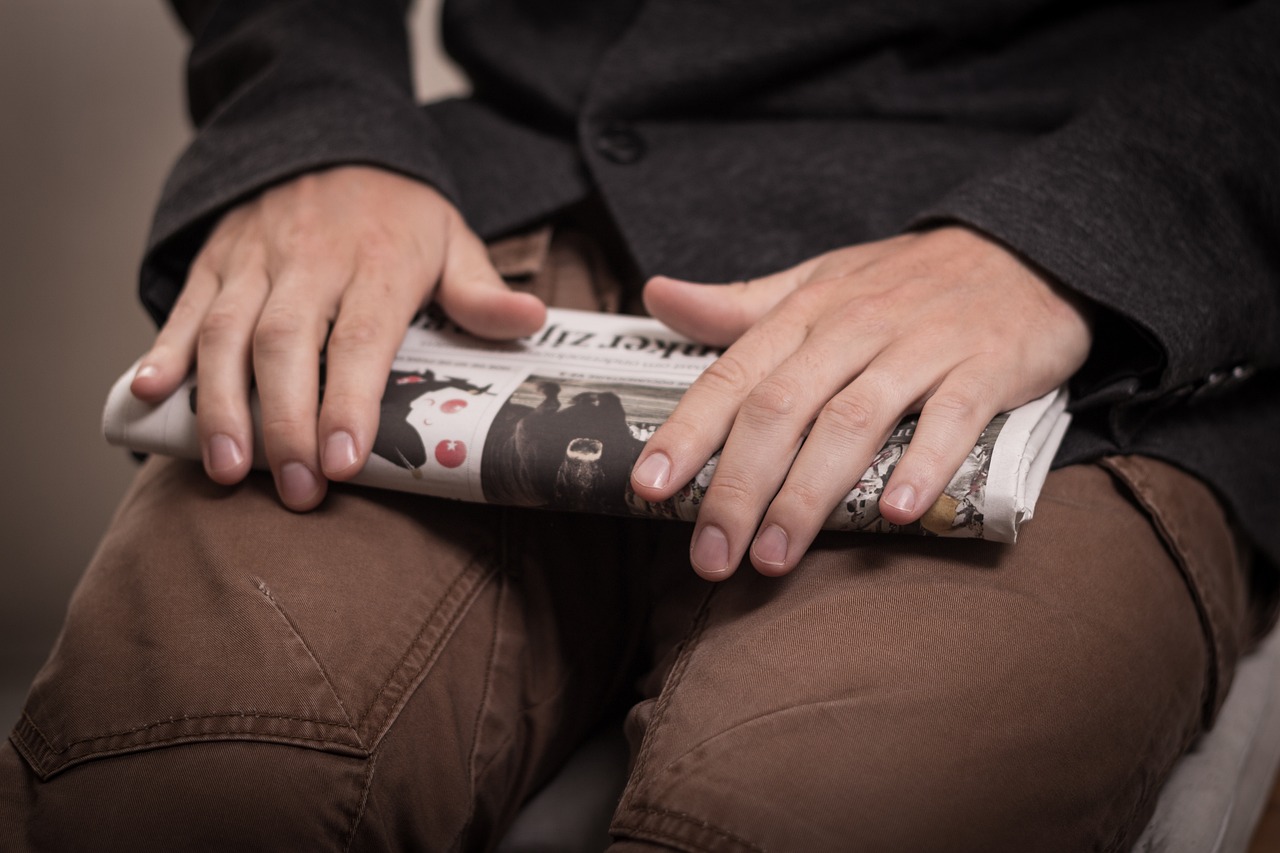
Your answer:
[103,306,1070,543]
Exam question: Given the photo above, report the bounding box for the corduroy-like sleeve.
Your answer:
[912,0,1280,443]
[140,0,457,325]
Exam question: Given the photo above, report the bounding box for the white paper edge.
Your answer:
[982,387,1068,543]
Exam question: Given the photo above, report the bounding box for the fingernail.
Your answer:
[280,462,319,506]
[633,452,671,490]
[691,525,730,576]
[206,433,244,474]
[134,363,160,383]
[883,484,916,514]
[323,431,358,473]
[752,524,788,568]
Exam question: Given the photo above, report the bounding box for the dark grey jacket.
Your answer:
[148,0,1280,567]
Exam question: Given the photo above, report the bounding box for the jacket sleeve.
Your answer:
[140,0,457,325]
[911,0,1280,442]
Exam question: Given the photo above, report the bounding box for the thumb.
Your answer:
[643,265,807,347]
[434,218,547,340]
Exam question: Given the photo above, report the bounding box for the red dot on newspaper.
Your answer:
[441,398,468,414]
[435,439,467,468]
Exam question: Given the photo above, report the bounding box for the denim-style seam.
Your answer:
[469,577,507,787]
[356,557,489,727]
[1113,460,1227,642]
[343,752,378,853]
[10,725,369,781]
[252,575,356,731]
[617,804,767,853]
[54,729,364,754]
[651,694,892,773]
[15,575,362,761]
[15,709,55,749]
[448,571,509,853]
[618,583,716,813]
[1102,457,1224,724]
[27,709,355,752]
[356,558,499,749]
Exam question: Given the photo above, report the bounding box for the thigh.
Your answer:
[611,457,1252,853]
[5,456,507,851]
[2,456,640,851]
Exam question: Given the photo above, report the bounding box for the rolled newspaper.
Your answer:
[104,307,1069,543]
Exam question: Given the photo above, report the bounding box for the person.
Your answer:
[3,1,1278,850]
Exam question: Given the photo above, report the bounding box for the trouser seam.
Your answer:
[11,709,366,781]
[448,570,511,853]
[355,564,476,724]
[1100,456,1224,726]
[343,752,378,853]
[252,574,357,732]
[355,557,498,747]
[38,711,357,749]
[622,805,767,853]
[615,584,717,822]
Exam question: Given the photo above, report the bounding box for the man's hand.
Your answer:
[129,165,546,510]
[630,226,1092,580]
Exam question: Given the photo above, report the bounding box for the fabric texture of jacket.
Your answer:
[147,0,1280,568]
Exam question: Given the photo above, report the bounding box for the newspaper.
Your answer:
[103,307,1070,543]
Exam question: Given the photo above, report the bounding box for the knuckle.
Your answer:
[777,479,829,515]
[924,390,982,426]
[354,226,401,267]
[901,442,948,477]
[780,281,827,315]
[704,471,757,512]
[273,212,326,257]
[168,288,207,324]
[198,309,244,347]
[832,291,894,335]
[650,415,704,451]
[318,389,370,421]
[223,242,272,276]
[160,307,201,345]
[260,412,314,445]
[743,376,801,419]
[847,368,899,402]
[854,288,897,317]
[697,354,756,400]
[282,233,329,265]
[328,315,385,352]
[195,233,231,268]
[819,394,877,435]
[253,310,311,353]
[195,397,243,434]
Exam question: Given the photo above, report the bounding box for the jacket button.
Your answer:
[595,122,646,165]
[1229,363,1256,383]
[1188,363,1255,404]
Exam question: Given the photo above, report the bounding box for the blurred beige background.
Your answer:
[0,1,464,726]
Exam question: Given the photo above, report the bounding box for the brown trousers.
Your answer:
[0,224,1263,852]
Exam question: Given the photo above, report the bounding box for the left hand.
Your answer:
[629,226,1092,580]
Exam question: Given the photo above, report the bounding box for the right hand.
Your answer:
[129,165,546,510]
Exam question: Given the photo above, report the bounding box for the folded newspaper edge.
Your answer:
[104,307,1070,543]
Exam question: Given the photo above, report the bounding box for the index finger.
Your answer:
[130,264,219,402]
[629,308,808,500]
